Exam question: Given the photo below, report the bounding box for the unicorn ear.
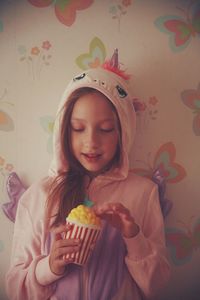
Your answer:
[102,49,130,80]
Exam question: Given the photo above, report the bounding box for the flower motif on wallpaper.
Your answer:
[132,142,187,184]
[40,115,55,154]
[109,0,132,31]
[154,0,200,52]
[132,96,159,132]
[76,37,106,70]
[181,83,200,136]
[18,41,52,80]
[27,0,94,27]
[133,96,159,119]
[166,216,200,266]
[0,156,14,176]
[0,88,14,132]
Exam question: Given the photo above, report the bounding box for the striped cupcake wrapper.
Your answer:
[64,220,101,265]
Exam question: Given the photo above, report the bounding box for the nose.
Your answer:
[84,129,99,149]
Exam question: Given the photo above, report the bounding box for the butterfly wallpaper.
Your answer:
[76,37,106,70]
[0,0,199,299]
[133,142,186,183]
[166,216,200,266]
[40,115,55,154]
[181,83,200,136]
[27,0,94,26]
[155,0,200,52]
[132,142,186,217]
[0,89,14,132]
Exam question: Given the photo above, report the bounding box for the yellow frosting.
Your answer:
[67,205,101,226]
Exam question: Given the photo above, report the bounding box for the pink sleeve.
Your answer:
[5,190,60,300]
[124,185,171,299]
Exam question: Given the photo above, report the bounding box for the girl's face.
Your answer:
[70,92,119,176]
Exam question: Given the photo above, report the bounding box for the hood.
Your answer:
[49,67,136,181]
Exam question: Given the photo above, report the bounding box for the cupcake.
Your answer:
[64,204,102,265]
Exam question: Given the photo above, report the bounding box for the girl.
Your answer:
[6,51,170,300]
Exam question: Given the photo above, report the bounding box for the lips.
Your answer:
[82,153,101,162]
[84,153,100,158]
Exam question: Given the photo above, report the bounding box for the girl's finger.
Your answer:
[93,202,114,215]
[111,202,129,214]
[63,257,75,264]
[52,224,73,241]
[54,256,75,270]
[94,202,129,217]
[55,238,81,249]
[54,243,81,259]
[107,203,133,220]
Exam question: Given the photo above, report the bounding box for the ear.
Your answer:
[1,172,27,222]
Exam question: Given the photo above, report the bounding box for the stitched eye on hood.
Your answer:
[116,85,127,98]
[73,73,86,81]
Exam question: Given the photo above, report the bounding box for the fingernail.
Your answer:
[74,239,81,244]
[68,257,74,262]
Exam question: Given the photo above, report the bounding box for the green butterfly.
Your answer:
[76,37,106,70]
[40,116,54,154]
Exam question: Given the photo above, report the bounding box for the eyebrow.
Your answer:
[71,118,115,123]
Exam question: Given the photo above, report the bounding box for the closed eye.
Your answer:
[100,128,115,133]
[71,127,84,132]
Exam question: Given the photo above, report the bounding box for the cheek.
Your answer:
[71,134,80,152]
[106,134,119,151]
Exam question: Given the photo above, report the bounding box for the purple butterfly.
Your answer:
[151,168,173,218]
[2,172,27,222]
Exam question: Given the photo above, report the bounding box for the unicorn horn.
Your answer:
[102,48,130,80]
[109,48,119,68]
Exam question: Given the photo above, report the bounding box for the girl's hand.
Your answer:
[49,224,81,276]
[93,202,140,238]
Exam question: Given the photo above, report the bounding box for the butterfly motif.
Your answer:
[28,0,94,26]
[154,3,200,52]
[0,89,14,131]
[76,37,106,70]
[151,168,173,218]
[165,217,200,265]
[181,83,200,136]
[0,110,14,131]
[133,142,187,184]
[1,172,27,222]
[40,116,55,154]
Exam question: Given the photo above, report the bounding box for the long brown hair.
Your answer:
[46,87,122,228]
